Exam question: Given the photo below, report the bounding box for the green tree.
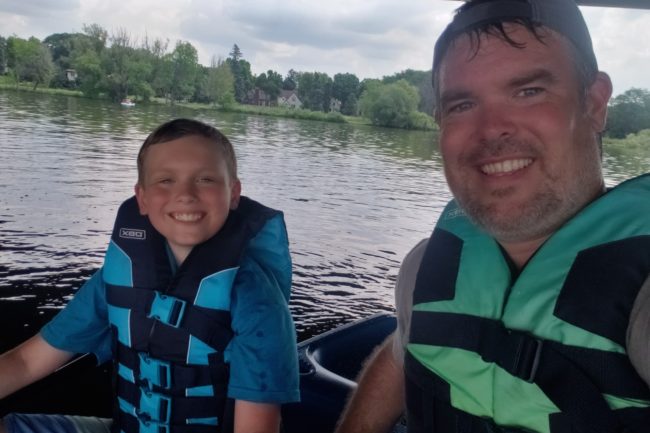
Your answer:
[332,73,360,115]
[127,47,154,101]
[343,93,359,116]
[168,41,199,103]
[358,79,382,114]
[282,69,298,90]
[229,44,243,62]
[383,69,434,115]
[43,32,97,88]
[607,88,650,138]
[74,49,103,97]
[0,36,7,74]
[255,69,283,102]
[142,37,171,98]
[359,79,434,129]
[227,44,253,102]
[82,23,108,53]
[297,71,333,111]
[101,29,136,100]
[206,56,235,107]
[7,36,54,90]
[69,24,108,96]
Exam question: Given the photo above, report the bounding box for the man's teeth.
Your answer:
[481,158,532,175]
[172,213,203,222]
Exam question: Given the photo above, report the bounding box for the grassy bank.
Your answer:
[0,79,411,129]
[0,76,85,97]
[154,97,360,125]
[604,129,650,150]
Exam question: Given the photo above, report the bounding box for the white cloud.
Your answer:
[582,6,650,95]
[0,0,649,93]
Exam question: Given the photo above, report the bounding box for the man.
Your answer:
[335,0,650,432]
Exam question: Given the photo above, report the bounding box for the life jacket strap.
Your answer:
[107,285,234,352]
[117,376,225,424]
[409,310,650,433]
[117,410,222,433]
[115,343,226,393]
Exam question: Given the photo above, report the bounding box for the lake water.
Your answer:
[1,89,648,348]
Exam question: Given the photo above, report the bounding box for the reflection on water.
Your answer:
[1,89,648,346]
[0,90,446,344]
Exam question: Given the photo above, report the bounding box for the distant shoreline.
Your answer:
[0,81,436,131]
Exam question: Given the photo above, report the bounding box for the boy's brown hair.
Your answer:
[137,118,238,184]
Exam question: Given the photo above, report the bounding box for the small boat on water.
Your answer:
[0,313,400,433]
[120,99,136,107]
[283,313,400,433]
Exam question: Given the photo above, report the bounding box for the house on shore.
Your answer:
[278,90,302,109]
[246,88,272,106]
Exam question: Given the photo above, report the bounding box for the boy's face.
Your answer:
[135,135,241,264]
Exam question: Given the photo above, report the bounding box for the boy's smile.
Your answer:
[135,135,241,264]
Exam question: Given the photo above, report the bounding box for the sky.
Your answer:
[1,0,650,96]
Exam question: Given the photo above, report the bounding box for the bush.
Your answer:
[604,129,650,150]
[407,111,436,130]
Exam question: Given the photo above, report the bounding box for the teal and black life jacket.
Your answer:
[103,196,280,433]
[405,174,650,433]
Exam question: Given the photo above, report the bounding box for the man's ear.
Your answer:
[230,179,242,210]
[134,183,148,215]
[586,71,613,133]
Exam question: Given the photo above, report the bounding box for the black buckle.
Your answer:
[512,333,543,383]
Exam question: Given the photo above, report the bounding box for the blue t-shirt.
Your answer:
[41,215,300,404]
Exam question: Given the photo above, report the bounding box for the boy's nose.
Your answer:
[175,181,198,201]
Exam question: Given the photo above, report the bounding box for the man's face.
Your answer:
[135,135,241,264]
[437,25,611,246]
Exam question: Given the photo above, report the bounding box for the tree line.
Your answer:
[0,27,648,135]
[0,26,437,129]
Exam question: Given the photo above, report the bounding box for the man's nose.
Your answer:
[475,104,517,141]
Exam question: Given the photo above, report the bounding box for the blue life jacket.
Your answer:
[103,196,280,433]
[405,174,650,433]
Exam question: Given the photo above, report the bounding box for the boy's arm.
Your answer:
[0,334,74,399]
[334,334,405,433]
[234,400,281,433]
[227,214,300,405]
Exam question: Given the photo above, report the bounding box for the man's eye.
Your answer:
[446,101,473,115]
[158,178,173,184]
[518,87,544,97]
[197,177,216,183]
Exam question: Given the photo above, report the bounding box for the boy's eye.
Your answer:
[157,178,173,184]
[197,177,216,184]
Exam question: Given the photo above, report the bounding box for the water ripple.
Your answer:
[2,89,646,345]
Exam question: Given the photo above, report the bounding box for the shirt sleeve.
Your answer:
[225,214,300,404]
[40,268,113,364]
[392,239,429,367]
[627,274,650,387]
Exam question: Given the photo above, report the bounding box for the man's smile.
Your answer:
[480,158,533,175]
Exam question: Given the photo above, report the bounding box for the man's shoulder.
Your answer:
[402,238,429,269]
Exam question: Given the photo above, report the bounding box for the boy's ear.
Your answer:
[134,183,149,215]
[230,180,242,210]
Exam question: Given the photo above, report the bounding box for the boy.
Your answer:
[0,118,300,433]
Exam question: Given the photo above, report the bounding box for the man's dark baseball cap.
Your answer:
[433,0,598,74]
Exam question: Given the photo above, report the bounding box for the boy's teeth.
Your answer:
[173,213,202,222]
[481,158,532,175]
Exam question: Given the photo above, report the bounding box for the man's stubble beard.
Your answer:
[448,137,604,244]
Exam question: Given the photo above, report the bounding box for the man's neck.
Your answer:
[500,235,550,270]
